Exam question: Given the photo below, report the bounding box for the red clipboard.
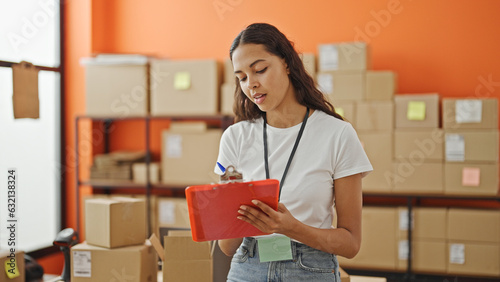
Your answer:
[185,179,279,242]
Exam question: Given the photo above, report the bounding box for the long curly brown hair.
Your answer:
[229,23,343,122]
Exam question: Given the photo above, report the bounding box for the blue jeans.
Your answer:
[227,237,340,282]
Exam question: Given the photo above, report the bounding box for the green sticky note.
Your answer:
[336,107,345,118]
[407,101,426,120]
[174,72,191,90]
[257,235,293,262]
[4,257,20,279]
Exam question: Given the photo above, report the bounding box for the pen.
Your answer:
[217,162,226,173]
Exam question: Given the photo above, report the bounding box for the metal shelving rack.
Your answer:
[74,114,234,236]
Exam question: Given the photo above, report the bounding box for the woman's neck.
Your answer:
[265,105,310,128]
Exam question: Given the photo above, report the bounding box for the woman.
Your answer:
[216,23,373,281]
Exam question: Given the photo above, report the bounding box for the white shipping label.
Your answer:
[73,251,91,278]
[455,100,482,123]
[317,73,334,95]
[449,244,465,264]
[318,44,339,71]
[398,240,409,260]
[445,134,465,162]
[166,135,182,158]
[399,210,414,231]
[159,201,176,224]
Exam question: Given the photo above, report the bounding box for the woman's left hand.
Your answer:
[237,200,298,235]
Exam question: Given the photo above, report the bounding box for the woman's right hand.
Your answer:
[218,238,244,256]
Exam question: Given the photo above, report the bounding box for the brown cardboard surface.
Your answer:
[0,250,25,282]
[358,132,393,193]
[339,266,350,282]
[223,58,235,85]
[394,129,444,162]
[413,240,447,274]
[365,71,397,101]
[444,163,499,196]
[132,162,161,184]
[319,70,365,102]
[85,63,149,117]
[161,129,222,186]
[300,52,316,79]
[318,42,369,71]
[163,235,213,282]
[394,94,440,129]
[447,242,500,277]
[350,276,387,282]
[444,130,499,163]
[156,197,190,229]
[71,242,157,282]
[442,98,498,129]
[150,59,219,116]
[332,101,356,128]
[447,208,500,243]
[85,197,146,248]
[356,101,394,131]
[414,208,447,240]
[392,162,443,194]
[12,61,39,119]
[338,207,397,270]
[220,83,236,115]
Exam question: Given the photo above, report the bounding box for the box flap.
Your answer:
[148,234,165,261]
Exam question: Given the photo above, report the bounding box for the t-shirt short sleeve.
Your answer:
[333,124,373,180]
[214,126,238,175]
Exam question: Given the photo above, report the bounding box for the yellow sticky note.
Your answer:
[174,72,191,90]
[336,107,345,118]
[4,258,20,279]
[407,101,426,121]
[462,167,480,187]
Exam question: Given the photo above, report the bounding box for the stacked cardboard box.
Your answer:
[82,54,150,117]
[0,250,25,282]
[392,94,443,194]
[442,98,499,196]
[447,208,500,276]
[161,122,222,186]
[150,59,220,116]
[396,207,447,274]
[90,151,146,181]
[71,197,157,282]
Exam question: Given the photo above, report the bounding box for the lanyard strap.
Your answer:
[263,108,310,198]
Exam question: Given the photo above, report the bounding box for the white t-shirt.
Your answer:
[215,110,373,229]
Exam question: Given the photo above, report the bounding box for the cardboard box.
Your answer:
[413,208,447,240]
[414,240,447,274]
[300,53,316,79]
[331,101,356,127]
[447,208,500,243]
[350,276,387,282]
[318,42,369,71]
[444,163,499,196]
[392,162,443,194]
[163,231,213,282]
[318,71,365,102]
[394,129,444,162]
[444,130,499,163]
[84,59,149,117]
[85,197,146,248]
[339,266,350,282]
[220,83,236,115]
[157,197,190,229]
[71,241,157,282]
[356,101,394,131]
[338,207,397,270]
[358,132,392,193]
[365,71,397,101]
[442,98,498,129]
[161,125,222,186]
[150,59,219,116]
[0,250,25,282]
[394,94,440,129]
[132,162,161,184]
[447,242,500,277]
[223,58,235,85]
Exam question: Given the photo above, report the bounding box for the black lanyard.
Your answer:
[263,107,310,198]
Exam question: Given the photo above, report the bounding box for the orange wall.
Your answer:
[51,0,500,272]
